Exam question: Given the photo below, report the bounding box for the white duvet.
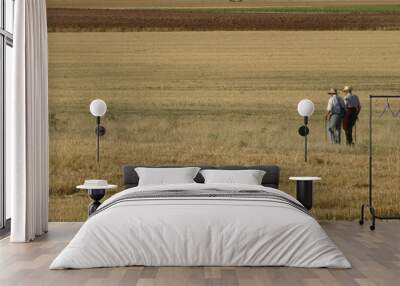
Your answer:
[50,183,351,269]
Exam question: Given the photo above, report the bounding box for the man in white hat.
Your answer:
[326,88,346,144]
[342,86,361,145]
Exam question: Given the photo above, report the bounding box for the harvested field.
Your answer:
[47,0,400,9]
[48,8,400,32]
[48,31,400,222]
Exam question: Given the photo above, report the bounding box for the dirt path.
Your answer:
[48,8,400,31]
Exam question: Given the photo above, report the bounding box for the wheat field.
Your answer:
[49,31,400,221]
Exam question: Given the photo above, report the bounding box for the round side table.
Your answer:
[77,183,117,216]
[289,177,321,210]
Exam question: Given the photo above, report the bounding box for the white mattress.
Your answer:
[50,183,351,269]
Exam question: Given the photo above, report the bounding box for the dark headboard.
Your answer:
[122,165,280,189]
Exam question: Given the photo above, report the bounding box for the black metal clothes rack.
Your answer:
[359,95,400,230]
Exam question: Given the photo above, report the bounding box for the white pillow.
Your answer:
[135,167,201,186]
[200,169,266,185]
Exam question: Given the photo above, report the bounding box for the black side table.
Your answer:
[77,183,117,216]
[289,177,321,210]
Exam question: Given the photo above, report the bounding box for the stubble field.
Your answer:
[49,31,400,221]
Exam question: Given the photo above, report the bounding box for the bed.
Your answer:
[50,165,350,269]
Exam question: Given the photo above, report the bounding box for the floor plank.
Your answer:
[0,222,399,286]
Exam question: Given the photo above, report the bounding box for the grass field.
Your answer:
[49,31,400,222]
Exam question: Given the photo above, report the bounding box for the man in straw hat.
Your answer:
[342,86,361,145]
[325,88,346,144]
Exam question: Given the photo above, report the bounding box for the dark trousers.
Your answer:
[343,108,357,145]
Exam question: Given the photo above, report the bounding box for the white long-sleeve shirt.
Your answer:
[327,95,345,114]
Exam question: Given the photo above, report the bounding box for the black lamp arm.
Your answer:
[304,116,308,163]
[95,116,106,163]
[304,116,309,126]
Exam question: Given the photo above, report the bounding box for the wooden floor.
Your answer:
[0,222,399,286]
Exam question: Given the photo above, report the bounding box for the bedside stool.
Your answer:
[77,180,117,216]
[289,177,321,210]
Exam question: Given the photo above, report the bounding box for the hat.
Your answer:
[328,88,337,95]
[343,86,352,92]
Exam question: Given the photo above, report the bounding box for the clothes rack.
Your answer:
[359,95,400,230]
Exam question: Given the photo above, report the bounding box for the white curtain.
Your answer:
[8,0,49,242]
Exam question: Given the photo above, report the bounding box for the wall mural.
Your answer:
[47,0,400,221]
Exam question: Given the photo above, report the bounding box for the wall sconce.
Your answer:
[297,99,315,162]
[89,99,107,163]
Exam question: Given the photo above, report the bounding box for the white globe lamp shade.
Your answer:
[90,99,107,117]
[297,99,315,117]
